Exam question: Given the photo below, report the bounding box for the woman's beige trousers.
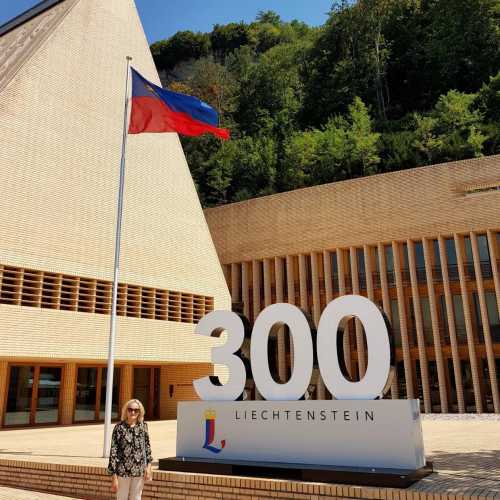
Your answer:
[117,476,145,500]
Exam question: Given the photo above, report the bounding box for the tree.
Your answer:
[256,11,282,26]
[301,0,391,126]
[476,72,500,153]
[422,0,500,102]
[148,0,499,209]
[151,31,210,71]
[181,57,237,126]
[202,136,278,205]
[235,41,309,138]
[413,90,486,164]
[282,97,380,190]
[347,97,381,175]
[210,23,251,61]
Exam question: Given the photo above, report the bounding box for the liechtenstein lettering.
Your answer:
[174,295,427,471]
[234,408,375,422]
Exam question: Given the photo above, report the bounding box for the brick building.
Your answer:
[0,0,230,429]
[205,156,500,413]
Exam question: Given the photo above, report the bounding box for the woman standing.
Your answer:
[107,399,153,500]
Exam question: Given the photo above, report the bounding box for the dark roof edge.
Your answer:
[0,0,66,37]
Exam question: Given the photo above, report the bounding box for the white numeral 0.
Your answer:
[251,303,313,401]
[317,295,391,399]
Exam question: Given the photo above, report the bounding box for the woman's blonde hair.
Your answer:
[121,399,145,423]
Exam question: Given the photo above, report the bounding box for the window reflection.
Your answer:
[5,365,33,426]
[35,367,61,424]
[75,367,98,422]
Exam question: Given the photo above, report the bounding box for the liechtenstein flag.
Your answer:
[128,67,230,140]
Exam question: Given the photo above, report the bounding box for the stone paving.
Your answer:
[0,416,498,497]
[410,415,500,497]
[0,486,75,499]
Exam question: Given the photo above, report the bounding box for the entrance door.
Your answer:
[74,366,120,422]
[4,365,61,427]
[133,367,160,420]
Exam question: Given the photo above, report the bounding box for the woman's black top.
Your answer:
[107,420,153,477]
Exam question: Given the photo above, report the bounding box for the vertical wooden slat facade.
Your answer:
[274,256,287,382]
[337,249,353,377]
[454,233,483,412]
[392,241,415,399]
[438,235,466,412]
[422,237,449,412]
[205,157,500,413]
[470,232,500,412]
[407,239,431,412]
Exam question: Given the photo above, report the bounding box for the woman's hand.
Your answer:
[144,464,153,482]
[111,475,119,493]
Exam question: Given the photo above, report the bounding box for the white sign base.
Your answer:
[176,400,425,470]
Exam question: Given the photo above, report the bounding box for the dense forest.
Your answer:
[150,0,500,207]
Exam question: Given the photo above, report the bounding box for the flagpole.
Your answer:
[103,55,132,458]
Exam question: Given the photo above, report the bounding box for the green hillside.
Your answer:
[150,0,500,207]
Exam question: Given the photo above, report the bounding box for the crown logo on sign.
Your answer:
[204,409,216,420]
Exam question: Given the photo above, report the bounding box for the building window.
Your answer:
[4,365,33,426]
[4,365,61,427]
[476,234,493,278]
[446,359,459,412]
[439,295,450,344]
[304,257,311,294]
[460,360,476,412]
[36,367,61,424]
[402,243,409,269]
[463,183,500,196]
[385,245,395,286]
[473,291,500,343]
[463,236,475,279]
[452,295,467,344]
[421,297,433,345]
[414,241,427,283]
[390,299,401,347]
[282,259,288,300]
[75,368,98,422]
[486,292,500,342]
[74,366,120,422]
[433,240,441,270]
[356,248,366,290]
[445,238,457,265]
[134,367,161,420]
[445,238,459,281]
[330,251,339,293]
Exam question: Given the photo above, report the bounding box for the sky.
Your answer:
[0,0,334,43]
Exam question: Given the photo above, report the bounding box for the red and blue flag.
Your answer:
[128,68,230,140]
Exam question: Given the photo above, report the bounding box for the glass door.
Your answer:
[35,367,61,424]
[4,365,34,426]
[75,367,98,422]
[133,367,160,420]
[74,366,120,422]
[4,365,61,427]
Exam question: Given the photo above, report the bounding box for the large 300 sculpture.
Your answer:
[194,295,392,401]
[170,294,426,475]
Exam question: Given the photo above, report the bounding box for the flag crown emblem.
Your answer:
[144,83,156,95]
[205,409,216,420]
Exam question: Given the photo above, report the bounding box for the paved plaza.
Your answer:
[0,486,75,499]
[0,415,499,498]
